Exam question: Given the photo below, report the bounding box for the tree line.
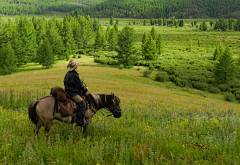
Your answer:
[72,0,240,19]
[0,14,165,74]
[1,0,240,19]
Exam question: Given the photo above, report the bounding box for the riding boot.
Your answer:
[76,100,88,127]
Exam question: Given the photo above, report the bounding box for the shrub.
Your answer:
[155,71,169,82]
[78,55,81,58]
[85,49,96,54]
[149,65,155,70]
[119,64,124,69]
[143,70,152,77]
[235,94,240,101]
[229,88,240,94]
[94,56,118,65]
[191,81,209,91]
[209,87,221,94]
[234,90,240,100]
[174,78,190,87]
[76,49,86,54]
[218,84,230,92]
[224,92,235,102]
[228,80,240,88]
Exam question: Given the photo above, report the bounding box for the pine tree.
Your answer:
[143,20,146,26]
[218,42,225,56]
[158,18,163,26]
[234,18,240,31]
[114,24,118,33]
[142,32,147,45]
[105,25,111,42]
[94,25,106,49]
[110,16,114,25]
[213,42,225,60]
[47,21,64,59]
[142,35,157,61]
[18,16,37,63]
[37,38,54,68]
[62,21,76,60]
[11,27,25,67]
[0,19,25,67]
[214,20,220,30]
[0,42,17,75]
[201,21,207,31]
[210,20,214,27]
[93,18,99,32]
[214,46,235,84]
[141,32,147,57]
[213,46,220,61]
[156,34,163,55]
[81,19,93,48]
[150,27,157,40]
[116,26,136,68]
[179,19,185,27]
[150,18,155,25]
[35,17,47,45]
[108,27,117,51]
[163,19,167,26]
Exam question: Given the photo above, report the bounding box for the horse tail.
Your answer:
[28,99,40,125]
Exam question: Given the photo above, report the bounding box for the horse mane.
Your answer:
[86,93,113,110]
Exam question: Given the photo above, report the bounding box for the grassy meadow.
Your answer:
[1,14,240,164]
[1,56,240,164]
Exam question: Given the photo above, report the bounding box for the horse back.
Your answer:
[36,96,55,120]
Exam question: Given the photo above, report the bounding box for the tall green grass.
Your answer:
[1,67,240,164]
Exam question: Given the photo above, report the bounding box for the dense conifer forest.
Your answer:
[0,0,106,15]
[73,0,240,19]
[1,0,240,19]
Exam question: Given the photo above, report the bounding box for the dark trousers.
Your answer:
[72,95,86,126]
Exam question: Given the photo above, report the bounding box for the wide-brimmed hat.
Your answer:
[67,60,80,71]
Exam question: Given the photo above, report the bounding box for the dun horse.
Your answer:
[28,93,121,137]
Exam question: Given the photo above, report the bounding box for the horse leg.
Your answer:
[34,119,43,136]
[44,122,52,139]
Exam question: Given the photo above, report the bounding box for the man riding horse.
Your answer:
[64,60,88,127]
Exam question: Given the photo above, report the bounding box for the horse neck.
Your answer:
[89,94,110,111]
[98,94,111,110]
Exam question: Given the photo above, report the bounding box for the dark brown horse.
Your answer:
[28,93,121,137]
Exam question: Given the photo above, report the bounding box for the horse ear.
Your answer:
[111,92,115,99]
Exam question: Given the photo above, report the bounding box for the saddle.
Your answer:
[50,87,77,117]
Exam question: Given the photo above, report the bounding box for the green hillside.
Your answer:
[0,0,106,15]
[73,0,240,18]
[1,0,240,18]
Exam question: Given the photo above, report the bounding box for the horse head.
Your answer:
[108,93,121,118]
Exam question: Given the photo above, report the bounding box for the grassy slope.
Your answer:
[1,56,240,164]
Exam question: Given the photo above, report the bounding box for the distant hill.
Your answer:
[72,0,240,19]
[0,0,107,15]
[1,0,240,19]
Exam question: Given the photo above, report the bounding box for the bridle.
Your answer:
[80,79,120,117]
